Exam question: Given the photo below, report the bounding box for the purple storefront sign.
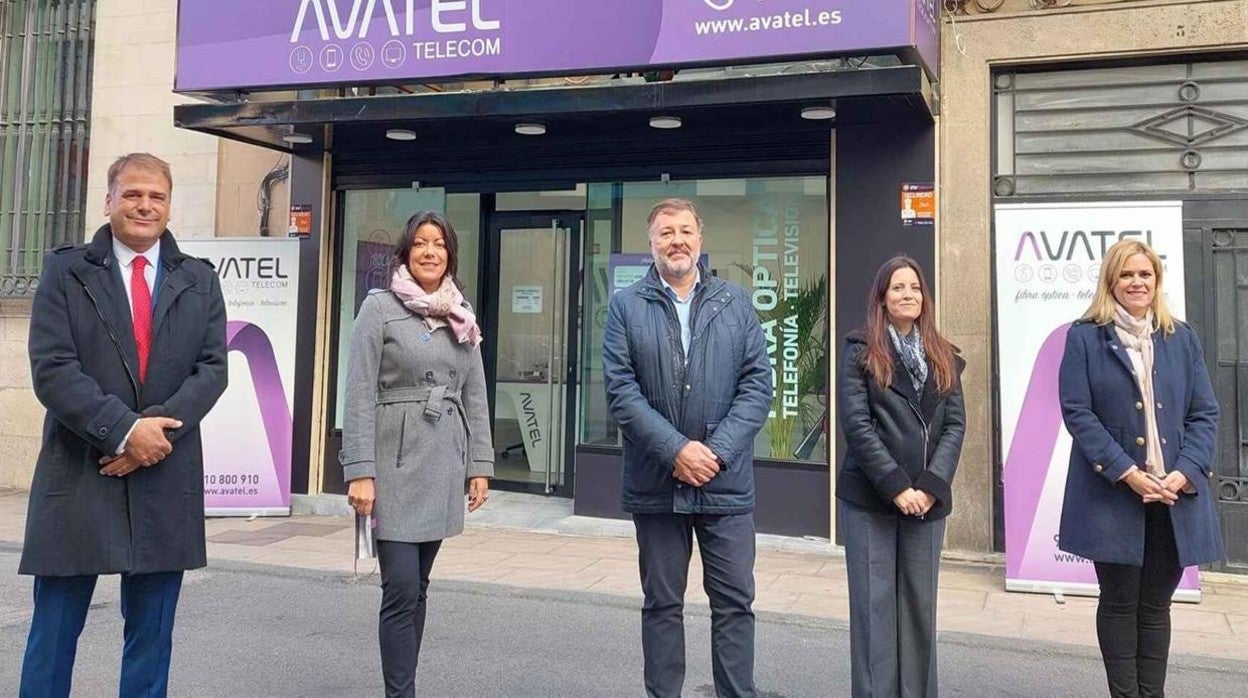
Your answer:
[176,0,938,93]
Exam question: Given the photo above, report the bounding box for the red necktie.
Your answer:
[131,256,152,383]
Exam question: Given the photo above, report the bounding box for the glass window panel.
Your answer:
[1194,172,1248,190]
[1015,85,1181,112]
[579,176,830,465]
[1215,252,1236,363]
[1011,172,1191,195]
[1190,60,1248,80]
[1014,130,1166,155]
[1014,106,1163,132]
[1015,150,1181,176]
[1013,64,1185,90]
[1194,149,1248,170]
[446,193,481,307]
[1190,82,1248,103]
[995,90,1015,175]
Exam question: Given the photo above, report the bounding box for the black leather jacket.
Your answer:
[836,329,966,520]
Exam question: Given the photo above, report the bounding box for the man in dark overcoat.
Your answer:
[18,153,227,697]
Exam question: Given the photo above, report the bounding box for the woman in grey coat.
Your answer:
[340,210,494,698]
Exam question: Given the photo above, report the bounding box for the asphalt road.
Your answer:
[0,550,1243,697]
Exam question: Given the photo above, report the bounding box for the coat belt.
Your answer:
[377,385,463,423]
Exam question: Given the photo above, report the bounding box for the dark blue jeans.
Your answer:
[20,571,184,698]
[633,512,756,698]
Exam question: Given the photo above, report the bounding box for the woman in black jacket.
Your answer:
[837,255,966,698]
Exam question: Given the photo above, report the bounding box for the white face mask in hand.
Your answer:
[355,512,377,560]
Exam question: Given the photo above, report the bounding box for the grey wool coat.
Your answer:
[340,289,494,543]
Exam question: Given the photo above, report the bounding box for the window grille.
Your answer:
[994,59,1248,198]
[0,0,95,297]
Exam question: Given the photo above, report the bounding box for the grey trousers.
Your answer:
[841,500,945,698]
[633,512,757,698]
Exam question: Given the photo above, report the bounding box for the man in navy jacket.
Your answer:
[603,198,772,697]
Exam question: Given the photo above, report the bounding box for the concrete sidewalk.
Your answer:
[1,489,1244,663]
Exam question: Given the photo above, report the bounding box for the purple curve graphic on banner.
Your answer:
[1003,324,1070,578]
[226,320,293,504]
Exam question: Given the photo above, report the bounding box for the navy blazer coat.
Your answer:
[20,225,227,576]
[1057,320,1223,568]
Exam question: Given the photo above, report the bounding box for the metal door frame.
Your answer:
[1183,198,1248,572]
[481,210,583,497]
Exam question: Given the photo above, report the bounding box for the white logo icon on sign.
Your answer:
[382,40,406,69]
[289,46,313,74]
[703,0,734,10]
[320,44,343,72]
[350,42,375,71]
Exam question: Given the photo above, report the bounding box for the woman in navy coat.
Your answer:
[1058,239,1223,697]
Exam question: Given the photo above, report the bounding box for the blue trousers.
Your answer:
[19,571,184,698]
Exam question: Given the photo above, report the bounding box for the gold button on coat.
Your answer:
[1135,437,1146,446]
[1135,401,1143,410]
[1093,464,1104,473]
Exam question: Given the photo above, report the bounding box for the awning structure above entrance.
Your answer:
[173,65,934,157]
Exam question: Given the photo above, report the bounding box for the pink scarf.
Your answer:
[389,266,482,346]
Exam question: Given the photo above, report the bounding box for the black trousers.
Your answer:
[1093,504,1183,698]
[633,512,757,698]
[377,539,442,698]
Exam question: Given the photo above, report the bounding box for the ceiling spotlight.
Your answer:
[281,132,313,144]
[800,106,836,120]
[515,123,546,136]
[649,116,682,129]
[386,128,417,141]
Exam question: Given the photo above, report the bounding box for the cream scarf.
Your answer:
[1112,304,1164,478]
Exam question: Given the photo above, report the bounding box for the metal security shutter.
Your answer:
[0,0,95,297]
[993,59,1248,198]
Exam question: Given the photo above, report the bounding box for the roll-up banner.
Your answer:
[182,238,301,517]
[994,202,1200,601]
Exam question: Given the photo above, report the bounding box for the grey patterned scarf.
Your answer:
[888,324,927,394]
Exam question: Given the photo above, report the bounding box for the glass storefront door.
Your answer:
[486,212,581,494]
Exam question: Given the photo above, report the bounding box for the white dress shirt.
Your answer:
[112,238,160,454]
